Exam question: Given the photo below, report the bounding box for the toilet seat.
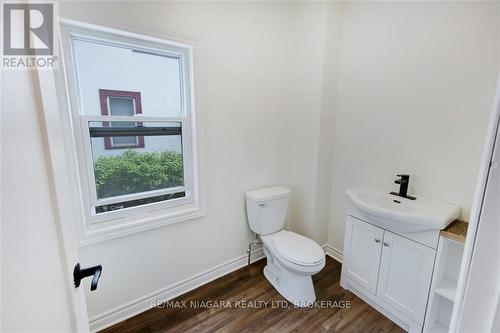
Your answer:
[262,230,325,267]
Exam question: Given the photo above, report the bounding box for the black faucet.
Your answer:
[390,174,416,200]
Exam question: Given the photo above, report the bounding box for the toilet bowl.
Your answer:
[245,186,325,306]
[260,230,325,306]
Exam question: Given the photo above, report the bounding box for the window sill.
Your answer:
[78,203,206,246]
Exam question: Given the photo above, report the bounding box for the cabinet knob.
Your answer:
[383,242,391,247]
[374,238,381,243]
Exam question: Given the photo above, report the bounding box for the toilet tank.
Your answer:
[245,186,291,235]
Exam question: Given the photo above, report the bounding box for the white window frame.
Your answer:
[58,19,205,245]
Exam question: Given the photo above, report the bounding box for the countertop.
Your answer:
[440,220,468,244]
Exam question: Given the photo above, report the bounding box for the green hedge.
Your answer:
[94,150,183,198]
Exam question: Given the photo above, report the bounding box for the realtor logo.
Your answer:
[2,2,57,69]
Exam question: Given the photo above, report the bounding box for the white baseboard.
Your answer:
[89,248,265,332]
[90,244,342,332]
[323,244,343,263]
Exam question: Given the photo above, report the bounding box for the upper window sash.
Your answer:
[68,33,189,118]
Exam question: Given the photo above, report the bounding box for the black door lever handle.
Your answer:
[74,263,102,291]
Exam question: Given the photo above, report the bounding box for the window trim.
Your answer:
[99,89,145,150]
[59,19,206,245]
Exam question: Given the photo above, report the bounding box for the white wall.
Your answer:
[1,71,73,332]
[313,2,343,245]
[283,1,326,240]
[326,1,500,252]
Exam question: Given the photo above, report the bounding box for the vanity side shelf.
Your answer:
[423,220,468,333]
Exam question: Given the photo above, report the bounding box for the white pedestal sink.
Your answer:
[346,185,461,233]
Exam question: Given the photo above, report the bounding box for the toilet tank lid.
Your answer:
[246,186,291,202]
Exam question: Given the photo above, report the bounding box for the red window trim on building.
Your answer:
[99,89,145,150]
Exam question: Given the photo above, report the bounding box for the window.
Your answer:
[61,22,204,235]
[99,89,144,149]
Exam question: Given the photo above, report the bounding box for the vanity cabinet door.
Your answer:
[376,231,435,324]
[343,216,384,294]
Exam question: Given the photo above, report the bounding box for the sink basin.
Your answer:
[346,185,461,233]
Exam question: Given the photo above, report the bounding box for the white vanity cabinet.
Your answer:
[341,214,438,332]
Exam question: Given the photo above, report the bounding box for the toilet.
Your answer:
[246,186,325,306]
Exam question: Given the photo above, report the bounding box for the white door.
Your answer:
[343,216,384,293]
[451,77,500,332]
[377,231,435,324]
[35,68,91,331]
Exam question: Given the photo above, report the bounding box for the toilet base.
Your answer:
[263,259,317,307]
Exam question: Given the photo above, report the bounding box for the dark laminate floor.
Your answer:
[101,257,404,333]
